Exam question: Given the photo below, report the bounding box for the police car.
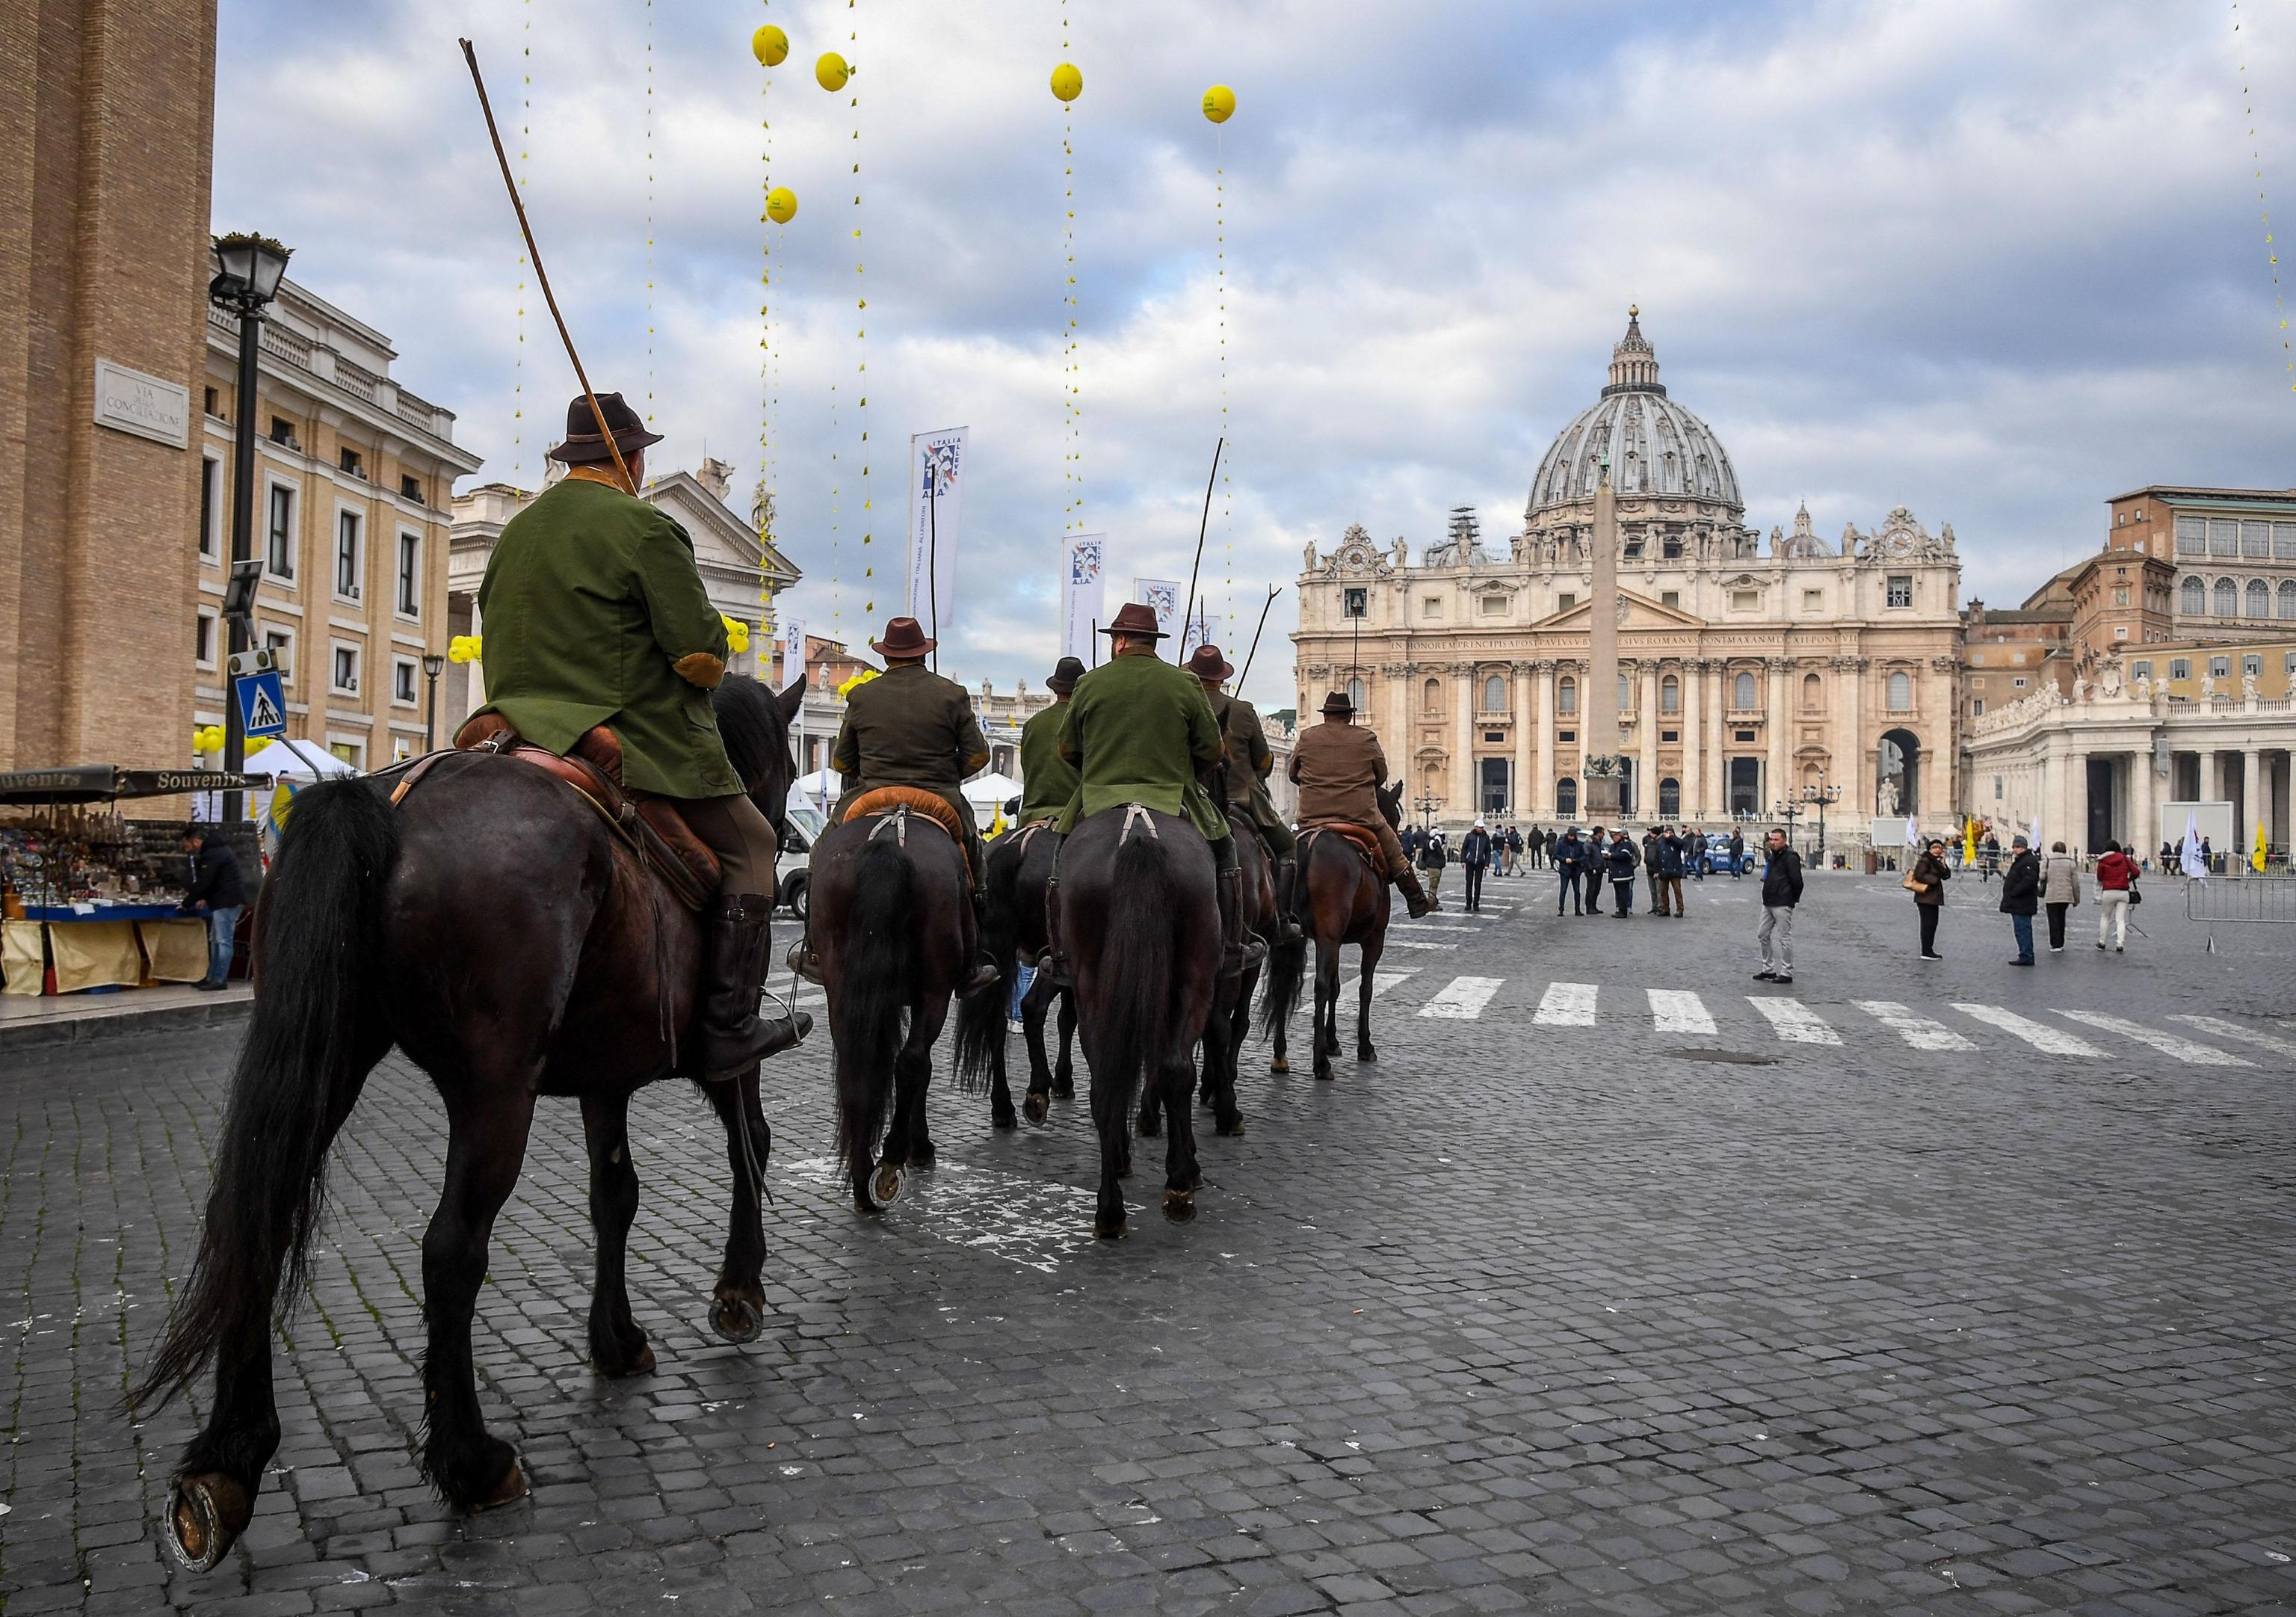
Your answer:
[775,802,825,919]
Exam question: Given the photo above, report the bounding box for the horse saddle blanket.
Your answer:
[1301,820,1383,869]
[842,786,976,890]
[410,713,720,911]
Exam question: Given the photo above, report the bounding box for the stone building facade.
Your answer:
[2104,484,2296,644]
[1293,312,1964,831]
[2,0,219,775]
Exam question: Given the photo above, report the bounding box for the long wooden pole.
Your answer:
[1232,583,1283,691]
[1178,437,1223,659]
[459,39,635,496]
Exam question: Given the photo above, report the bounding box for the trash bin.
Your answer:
[1863,848,1878,875]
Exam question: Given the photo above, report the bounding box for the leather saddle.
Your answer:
[404,714,721,912]
[1301,819,1383,870]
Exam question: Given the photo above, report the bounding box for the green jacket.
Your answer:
[1017,700,1078,823]
[1210,688,1291,846]
[475,476,738,798]
[1055,650,1227,840]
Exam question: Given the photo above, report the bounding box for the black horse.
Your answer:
[806,798,974,1210]
[954,824,1076,1127]
[134,677,805,1571]
[1055,806,1222,1236]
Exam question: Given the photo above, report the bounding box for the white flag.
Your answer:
[2028,816,2042,854]
[780,615,805,687]
[2182,810,2208,878]
[1903,813,1919,848]
[1060,535,1105,663]
[904,427,968,637]
[1134,578,1182,642]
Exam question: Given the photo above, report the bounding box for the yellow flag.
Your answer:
[2255,818,2268,872]
[1963,815,1977,866]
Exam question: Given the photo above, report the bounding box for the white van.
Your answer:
[776,802,826,919]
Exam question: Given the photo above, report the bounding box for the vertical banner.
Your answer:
[1179,606,1212,662]
[1061,535,1105,662]
[780,615,806,686]
[1134,578,1182,641]
[904,426,968,637]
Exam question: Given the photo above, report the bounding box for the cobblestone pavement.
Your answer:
[3,869,2293,1616]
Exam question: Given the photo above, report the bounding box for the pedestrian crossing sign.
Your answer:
[234,669,287,738]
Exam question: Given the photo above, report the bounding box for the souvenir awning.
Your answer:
[0,766,267,805]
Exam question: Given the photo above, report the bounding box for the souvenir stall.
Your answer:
[0,766,262,997]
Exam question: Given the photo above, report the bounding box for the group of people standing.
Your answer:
[1907,834,2143,963]
[1545,824,1750,917]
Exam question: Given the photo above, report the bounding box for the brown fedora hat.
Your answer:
[1046,655,1087,694]
[1320,690,1354,717]
[546,391,664,465]
[1100,601,1167,639]
[1184,643,1233,680]
[870,615,936,658]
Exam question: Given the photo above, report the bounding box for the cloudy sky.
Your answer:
[213,0,2294,706]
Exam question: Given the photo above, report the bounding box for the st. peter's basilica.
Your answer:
[1293,309,1965,830]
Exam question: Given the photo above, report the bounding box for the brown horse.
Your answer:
[1288,780,1407,1082]
[954,823,1075,1128]
[806,799,974,1209]
[133,676,805,1571]
[1055,806,1223,1236]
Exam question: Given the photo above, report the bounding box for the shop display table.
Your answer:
[1,903,209,995]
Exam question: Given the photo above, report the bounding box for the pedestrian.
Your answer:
[1980,831,2001,884]
[1907,836,1950,960]
[1727,828,1746,879]
[1507,823,1525,875]
[176,828,247,991]
[1419,828,1448,905]
[1753,826,1802,984]
[1641,828,1665,912]
[1688,827,1708,880]
[2094,839,2137,952]
[2040,840,2081,952]
[1999,834,2040,965]
[1460,818,1493,913]
[1555,827,1587,914]
[1605,827,1640,917]
[2200,834,2215,873]
[1584,825,1608,917]
[1653,827,1685,916]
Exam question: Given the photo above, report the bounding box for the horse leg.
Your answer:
[703,1069,770,1344]
[1021,988,1054,1125]
[1161,1044,1203,1221]
[1214,971,1250,1136]
[901,999,946,1172]
[421,1085,537,1511]
[1357,936,1382,1065]
[579,1091,654,1378]
[1052,990,1077,1096]
[1313,937,1340,1081]
[1089,1051,1129,1239]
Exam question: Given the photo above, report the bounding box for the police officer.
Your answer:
[472,390,807,1077]
[1286,690,1435,917]
[1184,643,1303,945]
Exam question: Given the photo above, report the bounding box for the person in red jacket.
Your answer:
[2093,839,2138,953]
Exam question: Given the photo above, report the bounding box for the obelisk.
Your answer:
[1582,459,1623,820]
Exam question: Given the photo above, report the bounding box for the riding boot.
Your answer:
[1037,872,1072,986]
[1216,843,1267,978]
[963,889,1000,995]
[1395,866,1435,918]
[1271,856,1305,946]
[706,894,811,1079]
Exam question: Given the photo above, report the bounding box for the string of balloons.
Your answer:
[753,13,789,661]
[1204,85,1235,644]
[1052,37,1081,535]
[2232,3,2294,393]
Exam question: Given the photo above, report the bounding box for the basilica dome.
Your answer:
[1527,309,1742,519]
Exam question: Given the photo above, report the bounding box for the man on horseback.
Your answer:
[1052,603,1263,976]
[1184,643,1304,947]
[1017,656,1084,824]
[788,615,999,992]
[1289,690,1435,917]
[472,391,808,1077]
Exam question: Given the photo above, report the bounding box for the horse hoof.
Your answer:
[1269,1057,1289,1075]
[1052,1078,1075,1097]
[1314,1067,1335,1082]
[593,1342,655,1378]
[167,1472,251,1571]
[472,1457,529,1512]
[1218,1117,1245,1137]
[1357,1047,1376,1064]
[1023,1092,1049,1126]
[872,1163,902,1205]
[1162,1189,1196,1223]
[709,1296,763,1344]
[1138,1115,1161,1138]
[911,1146,936,1171]
[993,1110,1017,1132]
[1095,1219,1129,1239]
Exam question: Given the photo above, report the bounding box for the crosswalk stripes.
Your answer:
[1533,982,1598,1026]
[2169,1014,2296,1059]
[2053,1009,2253,1067]
[1647,988,1715,1035]
[1337,970,1416,998]
[1744,996,1841,1045]
[1852,1000,1977,1052]
[1950,1002,2105,1056]
[1419,977,1504,1019]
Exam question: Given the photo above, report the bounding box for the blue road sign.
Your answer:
[235,670,288,738]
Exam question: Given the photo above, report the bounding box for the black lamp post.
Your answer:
[209,232,292,827]
[1772,795,1806,843]
[422,653,446,751]
[1804,779,1843,859]
[1414,789,1442,831]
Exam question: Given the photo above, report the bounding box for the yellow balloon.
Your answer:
[751,24,788,67]
[815,51,850,92]
[765,186,798,224]
[1201,84,1235,124]
[1049,61,1082,102]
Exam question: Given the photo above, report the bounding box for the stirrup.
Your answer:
[784,937,824,985]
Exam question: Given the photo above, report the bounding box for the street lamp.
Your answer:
[209,232,291,827]
[1414,789,1442,831]
[1771,795,1806,842]
[1803,778,1844,860]
[422,653,446,751]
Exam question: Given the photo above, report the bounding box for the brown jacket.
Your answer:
[1289,717,1387,825]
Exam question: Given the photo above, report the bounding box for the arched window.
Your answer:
[1886,671,1913,711]
[1483,674,1505,712]
[1618,672,1633,711]
[2248,579,2271,618]
[2280,580,2296,620]
[1733,670,1756,709]
[1558,677,1577,715]
[1422,677,1442,716]
[2182,576,2207,615]
[1802,671,1823,712]
[1661,675,1680,712]
[1658,777,1681,817]
[1557,777,1578,817]
[2216,577,2239,617]
[1346,677,1368,712]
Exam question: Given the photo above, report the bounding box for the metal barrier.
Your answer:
[2184,875,2296,943]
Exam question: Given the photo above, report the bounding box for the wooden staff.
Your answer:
[459,39,635,496]
[1179,437,1223,658]
[1232,583,1283,690]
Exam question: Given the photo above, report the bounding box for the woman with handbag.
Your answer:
[1907,837,1951,960]
[2041,840,2081,952]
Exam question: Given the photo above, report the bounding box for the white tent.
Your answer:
[961,771,1023,807]
[791,769,842,812]
[241,739,358,780]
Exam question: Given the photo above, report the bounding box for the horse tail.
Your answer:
[1090,833,1176,1122]
[1259,931,1305,1042]
[133,780,398,1412]
[833,836,914,1174]
[951,854,1016,1095]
